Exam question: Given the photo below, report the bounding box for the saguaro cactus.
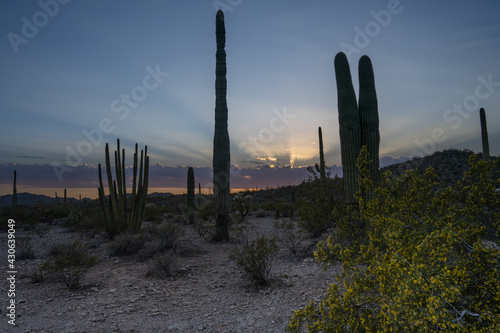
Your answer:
[334,52,379,203]
[480,108,490,161]
[358,55,380,182]
[187,167,195,209]
[98,139,149,236]
[12,170,17,212]
[317,127,326,180]
[213,10,231,241]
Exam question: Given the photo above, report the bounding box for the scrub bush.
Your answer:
[289,151,500,332]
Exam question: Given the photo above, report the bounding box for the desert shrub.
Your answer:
[232,193,251,222]
[172,214,186,224]
[289,152,500,332]
[154,221,184,251]
[298,172,341,238]
[254,208,268,218]
[17,236,35,260]
[41,239,101,289]
[273,219,309,258]
[107,233,144,257]
[30,269,45,284]
[144,203,165,223]
[75,216,103,237]
[197,200,215,221]
[63,211,83,228]
[34,224,50,238]
[7,207,38,231]
[138,222,183,259]
[147,252,176,279]
[230,236,279,287]
[192,220,215,238]
[229,217,255,243]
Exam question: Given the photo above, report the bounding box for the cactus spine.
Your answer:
[98,139,149,237]
[187,167,195,209]
[213,10,231,241]
[334,52,379,203]
[480,108,490,161]
[12,170,17,211]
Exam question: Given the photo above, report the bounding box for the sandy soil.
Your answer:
[1,216,340,333]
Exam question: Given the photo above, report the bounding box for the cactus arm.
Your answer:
[358,55,380,185]
[104,143,118,227]
[335,52,361,204]
[480,108,490,161]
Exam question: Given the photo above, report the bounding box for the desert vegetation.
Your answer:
[1,10,499,333]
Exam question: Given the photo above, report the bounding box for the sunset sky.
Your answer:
[1,0,500,195]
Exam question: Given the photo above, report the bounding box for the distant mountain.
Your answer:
[381,149,498,186]
[0,192,176,208]
[0,193,58,207]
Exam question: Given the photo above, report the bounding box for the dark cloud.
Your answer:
[0,155,411,192]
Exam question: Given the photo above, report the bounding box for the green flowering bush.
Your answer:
[289,150,500,332]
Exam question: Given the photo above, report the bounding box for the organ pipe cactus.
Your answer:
[98,139,149,237]
[187,167,195,209]
[213,10,231,241]
[334,52,379,203]
[480,108,490,161]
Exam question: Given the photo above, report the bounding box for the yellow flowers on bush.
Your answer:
[289,149,500,332]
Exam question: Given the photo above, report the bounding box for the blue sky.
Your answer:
[1,0,500,191]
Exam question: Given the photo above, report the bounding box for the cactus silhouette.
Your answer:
[317,127,326,180]
[213,10,231,241]
[98,139,149,236]
[187,167,195,209]
[12,170,17,211]
[480,108,490,161]
[334,52,379,203]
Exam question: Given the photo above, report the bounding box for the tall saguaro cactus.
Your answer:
[317,127,326,180]
[213,10,231,241]
[334,52,380,203]
[98,139,149,237]
[480,108,490,162]
[187,167,195,209]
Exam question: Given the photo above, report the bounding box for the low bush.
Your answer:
[197,200,215,221]
[107,233,144,257]
[273,219,309,258]
[41,240,101,289]
[17,236,35,260]
[144,203,165,223]
[138,222,184,259]
[147,252,176,279]
[230,236,279,287]
[297,173,341,238]
[289,152,500,332]
[34,224,50,238]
